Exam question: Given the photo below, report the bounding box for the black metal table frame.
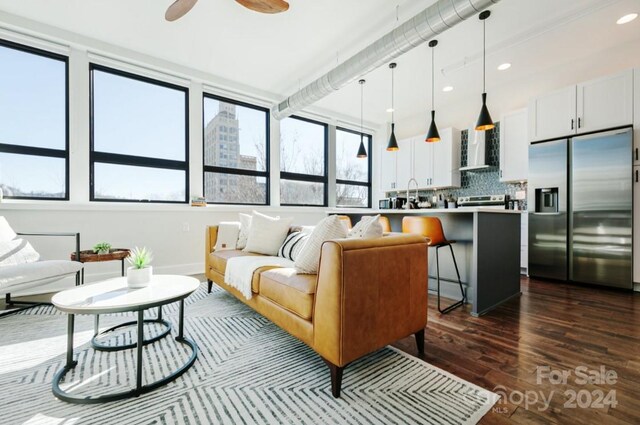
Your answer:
[52,298,197,404]
[78,255,127,286]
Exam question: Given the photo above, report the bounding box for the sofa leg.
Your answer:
[207,279,213,294]
[322,359,344,398]
[415,328,425,356]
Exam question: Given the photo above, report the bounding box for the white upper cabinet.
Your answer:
[381,129,461,194]
[500,108,528,182]
[634,68,640,166]
[528,85,576,142]
[379,143,398,192]
[529,69,634,142]
[577,69,633,134]
[431,127,461,189]
[413,135,432,188]
[395,137,414,192]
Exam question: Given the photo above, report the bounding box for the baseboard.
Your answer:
[634,282,640,292]
[11,262,205,297]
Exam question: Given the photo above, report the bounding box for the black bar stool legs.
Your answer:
[435,244,466,314]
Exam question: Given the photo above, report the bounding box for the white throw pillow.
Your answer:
[237,213,252,250]
[295,215,348,274]
[243,211,293,256]
[0,239,40,266]
[348,215,384,239]
[277,231,309,262]
[214,222,240,251]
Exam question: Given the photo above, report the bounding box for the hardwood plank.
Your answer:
[394,277,640,425]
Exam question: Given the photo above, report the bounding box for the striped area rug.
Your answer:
[0,283,498,425]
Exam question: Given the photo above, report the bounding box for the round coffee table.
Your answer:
[51,275,200,404]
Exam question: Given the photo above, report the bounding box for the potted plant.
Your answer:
[93,242,112,255]
[126,247,153,288]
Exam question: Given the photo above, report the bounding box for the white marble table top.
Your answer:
[52,275,200,314]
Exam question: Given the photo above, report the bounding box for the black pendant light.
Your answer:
[386,62,399,151]
[357,79,367,158]
[475,10,495,131]
[425,39,441,143]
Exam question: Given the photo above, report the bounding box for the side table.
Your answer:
[70,249,131,285]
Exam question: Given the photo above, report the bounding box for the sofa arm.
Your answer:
[205,225,219,263]
[313,234,429,367]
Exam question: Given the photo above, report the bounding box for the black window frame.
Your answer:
[202,93,270,206]
[89,63,190,204]
[0,38,69,201]
[335,126,373,208]
[280,115,329,207]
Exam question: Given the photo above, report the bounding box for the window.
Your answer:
[203,94,269,205]
[280,116,328,206]
[336,128,372,207]
[0,40,68,200]
[90,64,188,203]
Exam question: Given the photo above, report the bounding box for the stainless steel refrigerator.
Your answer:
[528,128,633,289]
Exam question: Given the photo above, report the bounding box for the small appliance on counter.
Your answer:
[391,197,407,210]
[458,194,508,209]
[379,199,391,209]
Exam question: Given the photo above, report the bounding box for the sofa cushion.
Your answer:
[259,268,317,320]
[209,250,262,275]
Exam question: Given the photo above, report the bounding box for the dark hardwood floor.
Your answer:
[394,276,640,424]
[5,276,639,424]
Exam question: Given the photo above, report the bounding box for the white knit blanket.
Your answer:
[224,255,295,300]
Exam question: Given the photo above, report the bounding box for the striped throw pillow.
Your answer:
[277,232,309,262]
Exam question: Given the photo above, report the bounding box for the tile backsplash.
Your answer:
[417,122,528,210]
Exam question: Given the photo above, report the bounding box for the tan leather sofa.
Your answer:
[205,225,429,397]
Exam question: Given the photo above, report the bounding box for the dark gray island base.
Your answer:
[329,208,522,316]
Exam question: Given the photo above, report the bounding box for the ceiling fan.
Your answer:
[165,0,290,21]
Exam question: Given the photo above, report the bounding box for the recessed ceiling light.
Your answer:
[497,63,511,71]
[442,86,453,92]
[617,13,638,25]
[386,108,395,113]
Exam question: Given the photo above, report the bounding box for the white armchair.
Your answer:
[0,217,83,318]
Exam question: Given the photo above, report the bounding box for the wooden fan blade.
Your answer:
[165,0,198,21]
[235,0,289,14]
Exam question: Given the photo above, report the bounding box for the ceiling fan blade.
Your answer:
[165,0,198,21]
[235,0,289,14]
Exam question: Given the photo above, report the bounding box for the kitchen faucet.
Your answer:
[406,178,419,209]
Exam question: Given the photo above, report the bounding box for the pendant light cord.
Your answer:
[431,46,435,109]
[483,18,486,93]
[360,81,364,135]
[391,66,395,123]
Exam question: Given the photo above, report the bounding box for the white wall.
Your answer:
[2,205,327,295]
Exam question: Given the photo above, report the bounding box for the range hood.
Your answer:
[459,125,492,171]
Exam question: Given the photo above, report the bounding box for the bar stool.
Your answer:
[379,216,392,233]
[402,216,466,314]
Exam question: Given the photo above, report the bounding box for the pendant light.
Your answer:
[357,79,368,158]
[475,10,495,131]
[386,62,399,151]
[425,39,440,143]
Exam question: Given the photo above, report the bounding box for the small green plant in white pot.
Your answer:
[93,242,112,255]
[126,247,153,288]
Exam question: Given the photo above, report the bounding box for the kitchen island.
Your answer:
[329,208,522,316]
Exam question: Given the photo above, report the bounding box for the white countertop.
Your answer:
[329,208,524,215]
